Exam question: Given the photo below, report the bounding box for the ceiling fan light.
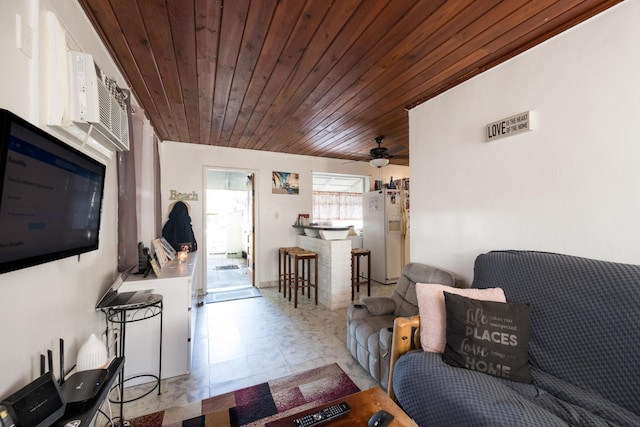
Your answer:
[370,158,389,168]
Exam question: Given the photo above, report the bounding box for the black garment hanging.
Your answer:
[162,201,197,252]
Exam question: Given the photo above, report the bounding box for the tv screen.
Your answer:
[0,109,106,274]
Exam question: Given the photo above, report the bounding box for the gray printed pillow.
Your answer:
[442,292,532,383]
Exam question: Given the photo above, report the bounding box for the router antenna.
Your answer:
[59,339,65,385]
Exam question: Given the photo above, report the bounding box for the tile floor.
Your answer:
[206,253,252,291]
[116,280,394,421]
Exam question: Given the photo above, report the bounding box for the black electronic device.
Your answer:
[137,242,150,274]
[368,409,394,427]
[293,402,350,427]
[143,254,153,277]
[0,371,66,427]
[0,404,15,427]
[0,405,16,427]
[59,339,66,386]
[0,109,106,274]
[60,369,108,405]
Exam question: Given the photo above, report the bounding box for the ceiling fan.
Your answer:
[341,136,408,166]
[368,136,406,168]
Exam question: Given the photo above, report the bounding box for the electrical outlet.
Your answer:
[15,14,33,58]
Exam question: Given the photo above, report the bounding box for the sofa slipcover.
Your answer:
[392,250,640,426]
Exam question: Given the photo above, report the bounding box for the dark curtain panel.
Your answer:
[153,135,162,238]
[117,90,138,271]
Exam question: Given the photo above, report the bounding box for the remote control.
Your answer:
[293,402,351,427]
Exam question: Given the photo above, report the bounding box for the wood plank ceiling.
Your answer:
[79,0,620,166]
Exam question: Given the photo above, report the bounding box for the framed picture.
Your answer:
[160,237,177,260]
[150,256,161,277]
[152,238,169,267]
[272,171,299,195]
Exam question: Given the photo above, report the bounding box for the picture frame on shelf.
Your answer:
[160,237,177,260]
[152,238,169,267]
[150,256,161,277]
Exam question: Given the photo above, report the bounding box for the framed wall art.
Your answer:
[272,171,299,195]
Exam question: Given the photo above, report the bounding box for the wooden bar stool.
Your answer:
[278,246,302,298]
[351,248,371,301]
[288,249,318,308]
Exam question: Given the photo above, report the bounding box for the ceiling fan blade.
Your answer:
[385,145,407,156]
[342,151,370,161]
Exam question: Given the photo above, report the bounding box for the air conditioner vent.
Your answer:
[96,79,129,150]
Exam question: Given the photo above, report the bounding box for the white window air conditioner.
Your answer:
[44,12,129,157]
[63,51,130,153]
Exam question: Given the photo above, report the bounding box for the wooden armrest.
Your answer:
[387,315,421,401]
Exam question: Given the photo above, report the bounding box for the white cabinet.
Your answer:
[119,252,198,383]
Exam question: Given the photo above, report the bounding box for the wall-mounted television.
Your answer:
[0,109,106,274]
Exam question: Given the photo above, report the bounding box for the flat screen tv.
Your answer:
[0,109,106,274]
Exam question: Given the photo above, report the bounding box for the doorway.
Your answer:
[205,169,255,293]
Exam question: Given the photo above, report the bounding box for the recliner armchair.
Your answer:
[346,262,461,389]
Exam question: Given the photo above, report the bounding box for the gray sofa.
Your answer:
[391,250,640,426]
[347,262,461,390]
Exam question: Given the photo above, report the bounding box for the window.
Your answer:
[312,174,366,230]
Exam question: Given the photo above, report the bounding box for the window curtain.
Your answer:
[312,192,363,222]
[117,90,138,271]
[153,135,161,238]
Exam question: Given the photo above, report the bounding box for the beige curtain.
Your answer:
[312,192,363,222]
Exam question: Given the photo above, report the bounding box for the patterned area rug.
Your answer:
[128,364,359,426]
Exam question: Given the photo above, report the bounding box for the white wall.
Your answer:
[409,1,640,284]
[0,0,128,397]
[159,142,409,289]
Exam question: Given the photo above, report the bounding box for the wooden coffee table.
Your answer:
[265,386,417,427]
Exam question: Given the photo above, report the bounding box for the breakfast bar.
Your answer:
[292,225,360,310]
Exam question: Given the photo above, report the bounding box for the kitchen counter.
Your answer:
[292,225,351,231]
[293,225,351,240]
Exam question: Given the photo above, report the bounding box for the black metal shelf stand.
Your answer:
[101,294,163,425]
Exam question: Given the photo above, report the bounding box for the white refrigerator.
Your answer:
[363,189,405,284]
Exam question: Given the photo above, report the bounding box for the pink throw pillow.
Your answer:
[416,284,506,353]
